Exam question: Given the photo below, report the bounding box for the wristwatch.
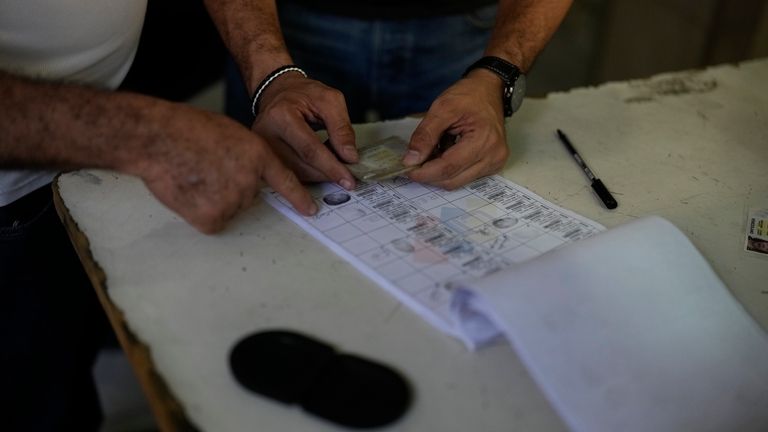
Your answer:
[463,56,527,117]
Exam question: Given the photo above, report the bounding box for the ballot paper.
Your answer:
[267,174,768,432]
[264,174,604,337]
[451,216,768,432]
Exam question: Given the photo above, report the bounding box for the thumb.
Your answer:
[405,109,455,166]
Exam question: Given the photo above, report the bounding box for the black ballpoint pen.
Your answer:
[556,129,618,209]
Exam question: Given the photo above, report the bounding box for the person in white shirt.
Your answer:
[0,1,315,429]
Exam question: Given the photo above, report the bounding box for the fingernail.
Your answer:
[403,150,421,166]
[308,200,319,215]
[339,178,354,191]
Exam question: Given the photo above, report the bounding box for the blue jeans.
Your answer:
[1,185,107,431]
[226,2,497,125]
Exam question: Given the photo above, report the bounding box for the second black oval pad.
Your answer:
[230,330,412,429]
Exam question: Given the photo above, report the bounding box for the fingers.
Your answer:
[138,105,321,234]
[410,133,508,187]
[278,110,356,190]
[314,89,358,163]
[171,189,243,235]
[404,106,456,167]
[402,78,510,189]
[198,200,242,234]
[408,137,481,182]
[267,135,328,183]
[259,150,318,217]
[409,154,502,191]
[187,136,318,223]
[180,152,316,233]
[257,79,357,190]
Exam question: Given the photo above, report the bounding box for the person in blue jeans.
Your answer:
[227,2,499,124]
[215,0,573,191]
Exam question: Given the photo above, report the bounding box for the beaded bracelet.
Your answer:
[250,65,307,117]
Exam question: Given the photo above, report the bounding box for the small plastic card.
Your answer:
[345,136,416,182]
[745,207,768,256]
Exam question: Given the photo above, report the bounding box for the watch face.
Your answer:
[510,74,526,113]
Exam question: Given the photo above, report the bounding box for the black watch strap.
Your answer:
[463,56,524,117]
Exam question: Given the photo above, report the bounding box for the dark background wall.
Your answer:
[530,0,768,95]
[120,0,768,100]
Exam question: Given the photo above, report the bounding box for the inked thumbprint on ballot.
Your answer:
[492,216,519,230]
[323,191,351,206]
[391,238,415,253]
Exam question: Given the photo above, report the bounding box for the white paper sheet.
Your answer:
[452,216,768,432]
[265,174,604,338]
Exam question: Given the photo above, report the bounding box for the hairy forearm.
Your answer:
[486,0,573,72]
[0,71,167,174]
[203,0,292,94]
[0,70,319,230]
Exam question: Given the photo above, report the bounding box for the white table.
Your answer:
[55,59,768,432]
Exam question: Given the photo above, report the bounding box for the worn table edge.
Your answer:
[53,175,199,432]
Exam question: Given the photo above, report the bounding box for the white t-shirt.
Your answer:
[0,0,147,205]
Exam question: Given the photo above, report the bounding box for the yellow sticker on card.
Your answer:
[745,207,768,256]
